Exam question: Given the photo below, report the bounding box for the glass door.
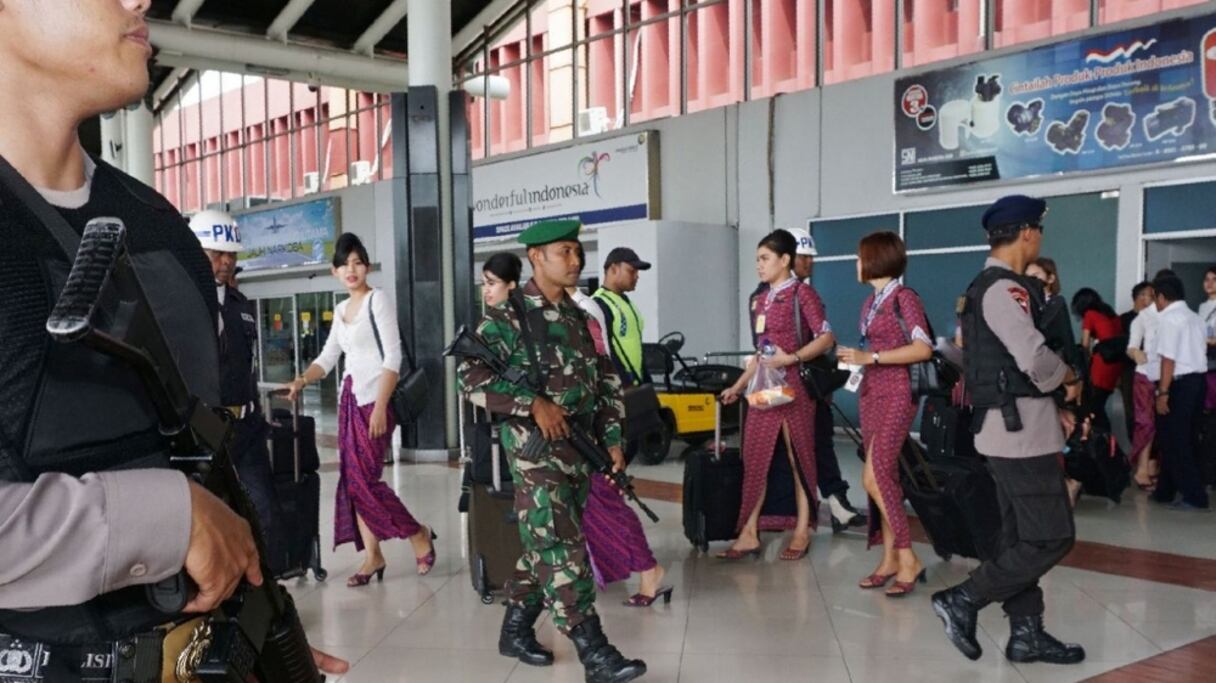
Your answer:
[259,297,297,384]
[296,292,338,407]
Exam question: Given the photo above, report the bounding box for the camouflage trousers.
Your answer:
[502,423,597,634]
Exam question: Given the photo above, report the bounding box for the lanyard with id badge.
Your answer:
[844,283,897,392]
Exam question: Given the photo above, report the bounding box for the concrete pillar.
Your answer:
[124,102,156,186]
[405,0,458,455]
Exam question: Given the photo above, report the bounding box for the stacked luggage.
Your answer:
[266,398,327,582]
[460,402,523,604]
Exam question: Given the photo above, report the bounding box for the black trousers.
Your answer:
[814,397,850,499]
[231,413,287,575]
[1084,386,1113,432]
[968,453,1075,617]
[1152,373,1210,508]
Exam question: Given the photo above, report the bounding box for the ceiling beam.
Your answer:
[150,20,408,92]
[170,0,208,26]
[452,0,520,59]
[266,0,318,42]
[352,0,410,56]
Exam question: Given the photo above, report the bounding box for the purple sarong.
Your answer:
[582,476,657,589]
[334,376,422,551]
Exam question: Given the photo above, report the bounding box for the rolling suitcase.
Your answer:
[270,407,320,476]
[919,395,977,461]
[1064,428,1130,503]
[900,440,1002,561]
[461,402,523,604]
[264,389,327,582]
[683,401,744,553]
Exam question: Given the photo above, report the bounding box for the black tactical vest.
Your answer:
[0,160,219,644]
[962,266,1048,429]
[218,286,259,407]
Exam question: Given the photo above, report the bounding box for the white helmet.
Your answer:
[786,227,817,256]
[189,209,243,252]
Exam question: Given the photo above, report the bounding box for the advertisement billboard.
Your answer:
[895,12,1216,191]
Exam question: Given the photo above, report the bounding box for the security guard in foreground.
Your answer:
[190,209,286,576]
[0,0,344,678]
[458,220,647,683]
[932,195,1085,665]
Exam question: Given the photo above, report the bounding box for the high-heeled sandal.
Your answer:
[347,565,386,588]
[884,569,927,598]
[858,572,896,589]
[716,545,761,560]
[416,528,439,576]
[623,586,674,607]
[779,543,810,561]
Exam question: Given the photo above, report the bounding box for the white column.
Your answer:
[100,111,126,171]
[124,102,156,186]
[407,0,459,450]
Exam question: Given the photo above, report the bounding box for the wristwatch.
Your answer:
[871,352,881,366]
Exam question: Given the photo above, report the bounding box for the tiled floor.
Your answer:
[285,434,1216,682]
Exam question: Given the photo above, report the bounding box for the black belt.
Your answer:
[0,632,162,683]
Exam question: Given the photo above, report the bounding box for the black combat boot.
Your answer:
[1005,615,1086,664]
[498,603,554,666]
[931,582,989,661]
[567,616,647,683]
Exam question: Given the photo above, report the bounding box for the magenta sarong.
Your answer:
[334,376,422,550]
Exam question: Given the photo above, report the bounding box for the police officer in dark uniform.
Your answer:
[0,0,345,678]
[932,195,1086,666]
[190,209,286,576]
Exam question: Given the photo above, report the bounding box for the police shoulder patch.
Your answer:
[1007,285,1030,314]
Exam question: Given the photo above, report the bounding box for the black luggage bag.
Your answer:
[1064,428,1130,503]
[461,403,523,604]
[266,394,327,582]
[683,401,744,552]
[900,440,1002,562]
[919,395,977,461]
[270,407,321,476]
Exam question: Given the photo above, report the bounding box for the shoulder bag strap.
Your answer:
[367,291,385,361]
[0,154,81,259]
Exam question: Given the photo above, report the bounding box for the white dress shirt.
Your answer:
[313,288,403,406]
[1127,305,1161,381]
[1155,300,1207,378]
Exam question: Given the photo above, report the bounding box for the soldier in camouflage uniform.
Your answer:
[458,219,647,683]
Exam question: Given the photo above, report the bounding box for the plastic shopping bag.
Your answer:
[745,358,794,409]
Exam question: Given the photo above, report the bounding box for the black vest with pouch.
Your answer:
[0,158,219,644]
[962,266,1048,426]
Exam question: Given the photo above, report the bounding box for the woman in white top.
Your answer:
[288,233,436,587]
[1199,267,1216,411]
[1126,281,1161,491]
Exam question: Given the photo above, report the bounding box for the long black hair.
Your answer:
[483,252,522,286]
[757,230,797,267]
[1070,287,1117,319]
[333,232,370,268]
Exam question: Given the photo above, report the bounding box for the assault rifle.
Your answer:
[45,218,321,683]
[445,326,659,523]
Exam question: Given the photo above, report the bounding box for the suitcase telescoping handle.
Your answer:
[713,399,722,461]
[260,382,303,482]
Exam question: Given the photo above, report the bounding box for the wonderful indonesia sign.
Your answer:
[472,131,660,242]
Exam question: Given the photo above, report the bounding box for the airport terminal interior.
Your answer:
[60,0,1216,681]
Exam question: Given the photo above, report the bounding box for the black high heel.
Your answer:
[623,586,674,607]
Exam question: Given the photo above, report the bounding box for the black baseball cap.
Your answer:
[603,247,651,271]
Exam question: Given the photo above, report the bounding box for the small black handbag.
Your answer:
[368,291,430,425]
[891,288,960,399]
[791,282,850,401]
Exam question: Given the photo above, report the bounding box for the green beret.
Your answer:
[517,219,582,247]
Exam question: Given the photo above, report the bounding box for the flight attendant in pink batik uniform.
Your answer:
[720,231,837,561]
[838,231,933,597]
